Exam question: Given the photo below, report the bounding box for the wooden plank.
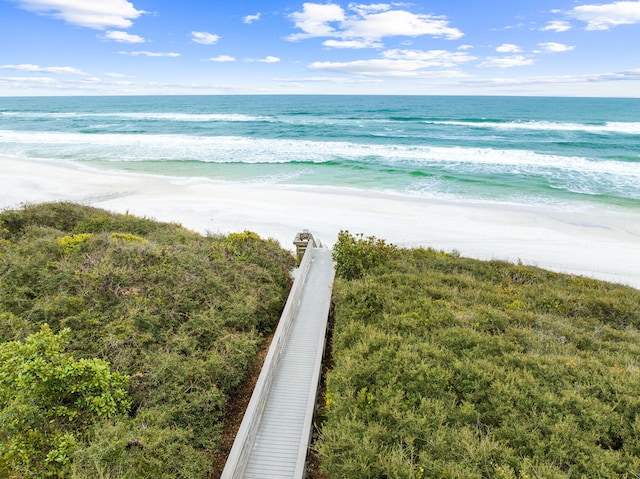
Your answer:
[220,245,316,479]
[244,248,334,478]
[221,246,335,479]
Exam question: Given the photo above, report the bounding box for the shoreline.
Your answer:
[2,154,640,289]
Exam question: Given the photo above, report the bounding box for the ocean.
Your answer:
[1,95,640,210]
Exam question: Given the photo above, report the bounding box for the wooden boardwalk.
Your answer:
[221,245,335,479]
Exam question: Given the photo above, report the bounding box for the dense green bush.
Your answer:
[332,230,398,280]
[318,242,640,478]
[0,326,130,478]
[0,202,296,478]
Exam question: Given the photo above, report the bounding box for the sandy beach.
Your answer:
[2,154,640,289]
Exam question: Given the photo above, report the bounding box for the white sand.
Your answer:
[2,154,640,289]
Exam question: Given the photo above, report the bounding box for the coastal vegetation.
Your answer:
[0,202,296,478]
[317,231,640,479]
[5,203,640,479]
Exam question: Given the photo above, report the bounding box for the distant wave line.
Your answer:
[423,119,640,135]
[0,111,272,122]
[4,110,639,134]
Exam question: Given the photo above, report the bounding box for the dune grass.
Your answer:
[316,231,640,479]
[0,202,296,478]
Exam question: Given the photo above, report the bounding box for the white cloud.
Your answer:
[570,1,640,30]
[119,51,180,57]
[308,48,473,78]
[541,20,572,32]
[289,3,345,39]
[382,49,476,66]
[309,59,468,78]
[244,12,261,24]
[102,30,144,43]
[288,2,463,45]
[323,39,382,48]
[274,76,384,84]
[12,0,145,29]
[347,3,391,16]
[247,56,281,63]
[104,72,126,78]
[0,76,56,84]
[496,44,521,53]
[0,63,87,75]
[478,55,535,68]
[191,31,220,45]
[208,55,237,62]
[458,44,474,50]
[463,68,640,88]
[0,76,266,94]
[593,67,640,81]
[538,42,575,52]
[343,10,464,40]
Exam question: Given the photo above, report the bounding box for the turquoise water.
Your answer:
[1,95,639,208]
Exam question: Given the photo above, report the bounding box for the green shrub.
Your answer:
[0,202,296,478]
[57,233,94,254]
[317,245,640,478]
[72,415,210,479]
[0,325,130,478]
[109,232,147,244]
[332,230,398,280]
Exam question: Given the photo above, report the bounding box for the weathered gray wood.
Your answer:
[220,245,316,479]
[293,248,334,478]
[221,246,335,479]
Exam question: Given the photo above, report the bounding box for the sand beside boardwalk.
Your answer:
[2,154,640,289]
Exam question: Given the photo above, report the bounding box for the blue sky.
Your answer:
[1,0,640,96]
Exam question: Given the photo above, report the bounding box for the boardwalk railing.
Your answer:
[220,245,317,479]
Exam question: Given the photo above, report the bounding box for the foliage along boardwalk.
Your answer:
[221,245,335,479]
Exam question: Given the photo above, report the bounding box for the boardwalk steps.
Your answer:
[221,240,335,479]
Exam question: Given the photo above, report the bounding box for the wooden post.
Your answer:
[293,229,316,262]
